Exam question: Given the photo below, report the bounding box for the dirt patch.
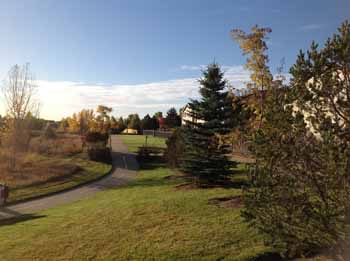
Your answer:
[208,195,244,209]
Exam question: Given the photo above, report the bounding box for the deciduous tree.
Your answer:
[231,25,273,129]
[1,63,40,169]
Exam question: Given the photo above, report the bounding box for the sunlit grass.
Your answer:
[0,158,270,260]
[119,134,167,153]
[0,134,274,260]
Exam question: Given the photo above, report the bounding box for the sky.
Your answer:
[0,0,349,120]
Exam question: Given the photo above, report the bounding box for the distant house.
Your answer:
[122,128,138,134]
[180,90,266,126]
[180,104,205,126]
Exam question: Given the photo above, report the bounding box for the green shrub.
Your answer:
[243,21,350,258]
[85,132,109,144]
[243,132,350,258]
[87,148,111,163]
[164,128,185,168]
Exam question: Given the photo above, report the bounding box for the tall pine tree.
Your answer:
[181,63,234,185]
[242,21,350,258]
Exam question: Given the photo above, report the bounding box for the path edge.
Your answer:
[4,162,114,207]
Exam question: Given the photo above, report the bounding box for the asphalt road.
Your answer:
[0,135,139,220]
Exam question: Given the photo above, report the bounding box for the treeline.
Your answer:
[166,20,350,259]
[59,107,181,134]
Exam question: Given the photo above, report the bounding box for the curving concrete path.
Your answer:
[0,135,138,220]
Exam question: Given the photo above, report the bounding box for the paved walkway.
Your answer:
[0,136,139,220]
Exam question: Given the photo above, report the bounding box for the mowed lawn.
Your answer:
[119,134,167,153]
[0,135,272,260]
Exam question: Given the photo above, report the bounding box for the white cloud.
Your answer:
[299,24,324,31]
[179,65,206,71]
[0,65,253,121]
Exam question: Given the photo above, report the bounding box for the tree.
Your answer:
[58,118,69,132]
[165,107,181,128]
[242,21,350,258]
[25,112,47,131]
[96,105,112,133]
[181,63,234,184]
[0,115,4,132]
[231,25,273,129]
[151,115,159,130]
[1,63,40,169]
[127,114,141,130]
[141,114,155,130]
[225,89,253,155]
[110,116,118,129]
[153,111,163,119]
[77,109,96,135]
[116,117,126,133]
[0,115,7,146]
[67,113,80,133]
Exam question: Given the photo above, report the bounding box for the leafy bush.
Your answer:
[87,148,111,163]
[84,132,110,163]
[164,128,185,168]
[85,132,109,144]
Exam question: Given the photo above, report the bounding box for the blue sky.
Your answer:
[0,0,349,120]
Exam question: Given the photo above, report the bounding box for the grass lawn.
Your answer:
[0,135,274,260]
[119,134,167,153]
[2,154,112,204]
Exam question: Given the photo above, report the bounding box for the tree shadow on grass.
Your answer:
[135,156,251,190]
[0,207,45,227]
[138,156,166,170]
[127,177,175,189]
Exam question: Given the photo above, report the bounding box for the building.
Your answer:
[180,104,205,126]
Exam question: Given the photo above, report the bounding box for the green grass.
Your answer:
[0,160,271,260]
[7,154,112,203]
[119,134,167,153]
[0,135,273,260]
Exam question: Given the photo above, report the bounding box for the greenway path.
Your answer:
[0,135,139,220]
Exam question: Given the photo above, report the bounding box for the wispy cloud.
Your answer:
[0,65,292,121]
[179,65,206,71]
[299,23,324,31]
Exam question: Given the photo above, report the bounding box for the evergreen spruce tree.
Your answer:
[181,63,234,185]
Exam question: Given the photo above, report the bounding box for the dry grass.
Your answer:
[29,134,83,155]
[0,153,79,188]
[0,134,111,203]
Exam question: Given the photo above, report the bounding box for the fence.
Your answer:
[142,130,173,139]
